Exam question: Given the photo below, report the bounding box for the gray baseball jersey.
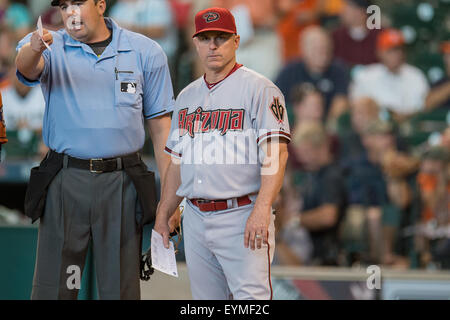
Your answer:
[165,65,291,199]
[165,64,290,300]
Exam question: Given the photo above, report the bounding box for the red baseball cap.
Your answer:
[377,29,405,51]
[193,7,237,38]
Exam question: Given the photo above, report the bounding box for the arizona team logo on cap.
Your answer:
[193,7,236,37]
[203,12,220,23]
[270,97,285,124]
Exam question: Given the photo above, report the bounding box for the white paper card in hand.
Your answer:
[151,229,178,277]
[37,16,52,51]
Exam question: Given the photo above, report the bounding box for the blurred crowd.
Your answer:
[0,0,449,270]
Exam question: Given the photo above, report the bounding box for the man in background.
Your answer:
[276,26,350,128]
[351,29,429,121]
[282,122,345,265]
[332,0,380,67]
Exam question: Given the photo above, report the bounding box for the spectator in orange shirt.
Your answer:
[416,148,450,224]
[0,25,15,89]
[276,0,321,63]
[415,147,450,268]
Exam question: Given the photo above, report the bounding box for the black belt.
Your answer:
[52,150,142,173]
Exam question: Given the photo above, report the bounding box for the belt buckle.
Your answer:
[90,158,103,173]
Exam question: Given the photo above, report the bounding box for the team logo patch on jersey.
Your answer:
[270,97,285,124]
[178,107,245,138]
[203,12,220,23]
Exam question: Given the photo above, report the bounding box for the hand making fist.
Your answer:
[30,29,53,53]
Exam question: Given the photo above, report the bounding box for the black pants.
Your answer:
[31,155,142,300]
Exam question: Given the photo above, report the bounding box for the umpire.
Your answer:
[15,0,174,299]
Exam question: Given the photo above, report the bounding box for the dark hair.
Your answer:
[290,83,321,105]
[421,147,450,162]
[346,0,373,9]
[54,0,100,5]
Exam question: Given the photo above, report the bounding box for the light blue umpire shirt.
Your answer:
[16,17,175,159]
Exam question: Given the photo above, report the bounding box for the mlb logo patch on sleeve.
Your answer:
[121,82,137,94]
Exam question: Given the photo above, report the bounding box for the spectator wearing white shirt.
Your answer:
[1,70,47,159]
[1,73,45,132]
[350,29,429,121]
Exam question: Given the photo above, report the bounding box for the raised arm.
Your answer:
[15,30,53,81]
[425,81,450,111]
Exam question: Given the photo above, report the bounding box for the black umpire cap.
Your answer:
[51,0,89,6]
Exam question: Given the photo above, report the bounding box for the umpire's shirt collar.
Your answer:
[64,17,132,57]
